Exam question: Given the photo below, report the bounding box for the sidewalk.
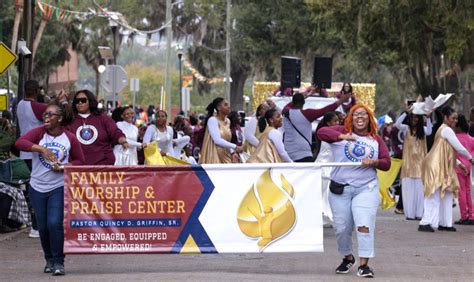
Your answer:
[1,208,473,281]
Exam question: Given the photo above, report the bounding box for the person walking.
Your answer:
[394,107,432,220]
[15,102,85,276]
[317,104,391,278]
[418,107,474,232]
[67,90,128,165]
[113,107,143,165]
[453,115,474,225]
[199,97,243,164]
[247,109,292,163]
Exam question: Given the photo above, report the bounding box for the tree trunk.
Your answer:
[230,66,248,111]
[32,17,49,70]
[11,1,23,52]
[95,69,100,99]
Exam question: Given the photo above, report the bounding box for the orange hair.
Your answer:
[344,104,378,139]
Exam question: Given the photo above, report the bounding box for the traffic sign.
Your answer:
[101,65,128,93]
[0,42,18,76]
[130,78,139,92]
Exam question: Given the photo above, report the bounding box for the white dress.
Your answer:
[113,121,142,165]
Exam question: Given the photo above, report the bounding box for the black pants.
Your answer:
[294,156,315,162]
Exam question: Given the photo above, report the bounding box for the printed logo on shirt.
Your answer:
[344,140,375,162]
[76,125,98,145]
[39,142,68,169]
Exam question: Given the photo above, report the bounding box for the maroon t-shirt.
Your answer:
[67,113,125,165]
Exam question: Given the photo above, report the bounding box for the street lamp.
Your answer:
[176,44,184,114]
[109,18,119,65]
[108,18,119,108]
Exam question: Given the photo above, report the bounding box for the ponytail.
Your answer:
[203,97,224,129]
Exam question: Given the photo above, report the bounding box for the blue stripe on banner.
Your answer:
[171,165,217,253]
[70,219,181,228]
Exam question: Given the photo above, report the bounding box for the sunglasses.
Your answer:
[75,97,88,104]
[42,112,60,118]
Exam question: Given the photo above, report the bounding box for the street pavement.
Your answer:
[1,207,473,281]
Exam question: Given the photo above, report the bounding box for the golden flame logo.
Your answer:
[237,169,296,251]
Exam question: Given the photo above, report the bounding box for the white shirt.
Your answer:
[441,126,472,160]
[143,125,174,154]
[268,129,292,163]
[244,117,259,147]
[17,100,43,159]
[207,117,236,149]
[395,112,433,136]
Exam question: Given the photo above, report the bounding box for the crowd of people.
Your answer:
[0,80,473,278]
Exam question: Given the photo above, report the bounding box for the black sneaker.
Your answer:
[438,226,456,232]
[418,224,435,232]
[357,265,374,278]
[454,219,469,225]
[335,256,355,274]
[52,263,65,276]
[43,261,53,273]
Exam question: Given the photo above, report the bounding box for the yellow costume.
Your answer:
[421,124,459,198]
[247,127,283,163]
[199,118,233,164]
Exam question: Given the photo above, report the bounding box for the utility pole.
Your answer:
[165,0,172,119]
[225,0,231,105]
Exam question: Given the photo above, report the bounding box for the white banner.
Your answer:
[200,163,323,253]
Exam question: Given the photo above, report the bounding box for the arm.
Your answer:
[375,136,391,171]
[142,125,156,145]
[66,132,85,165]
[117,122,142,147]
[316,125,347,143]
[394,112,409,133]
[173,134,191,150]
[441,127,472,160]
[15,127,58,163]
[424,117,433,136]
[244,118,259,146]
[30,101,48,121]
[103,115,126,145]
[301,102,339,122]
[268,130,293,162]
[207,117,236,149]
[15,127,44,151]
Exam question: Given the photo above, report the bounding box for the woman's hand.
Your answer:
[338,134,357,142]
[235,145,244,154]
[52,163,65,172]
[361,158,378,168]
[160,151,167,157]
[232,153,241,163]
[41,147,58,164]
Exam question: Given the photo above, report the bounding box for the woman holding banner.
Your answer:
[68,90,128,165]
[199,97,243,164]
[16,102,85,276]
[317,104,391,278]
[247,109,292,163]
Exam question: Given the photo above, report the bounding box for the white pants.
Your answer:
[419,188,453,228]
[321,176,333,223]
[402,177,424,219]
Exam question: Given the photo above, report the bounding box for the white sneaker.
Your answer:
[29,228,40,238]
